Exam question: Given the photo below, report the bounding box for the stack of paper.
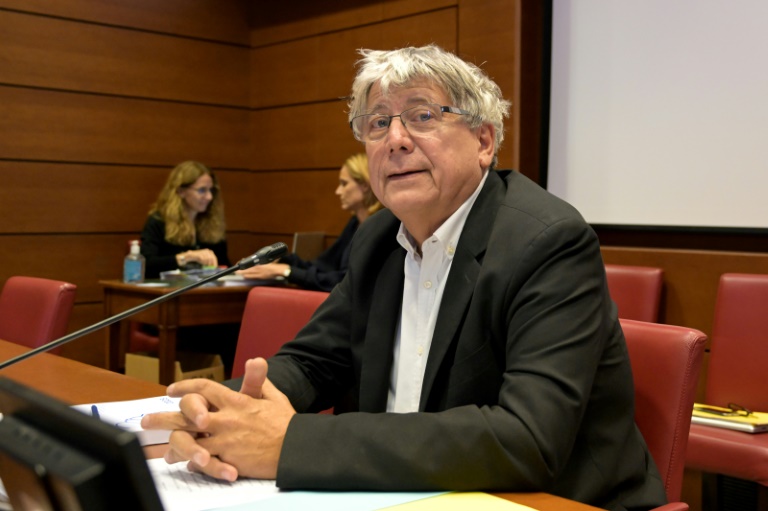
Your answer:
[72,395,181,445]
[692,403,768,433]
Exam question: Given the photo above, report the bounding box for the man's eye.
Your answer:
[370,117,389,129]
[413,110,434,123]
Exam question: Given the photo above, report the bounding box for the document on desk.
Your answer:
[71,395,181,446]
[147,458,445,511]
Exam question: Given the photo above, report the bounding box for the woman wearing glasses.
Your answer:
[140,161,230,279]
[237,153,382,292]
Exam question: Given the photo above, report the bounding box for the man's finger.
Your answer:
[164,430,211,467]
[240,357,268,398]
[166,378,236,410]
[187,457,238,482]
[178,393,215,429]
[141,410,199,431]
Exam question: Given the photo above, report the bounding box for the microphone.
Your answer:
[0,242,288,371]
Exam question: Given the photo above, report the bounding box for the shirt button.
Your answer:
[447,245,455,255]
[417,346,424,355]
[424,281,432,289]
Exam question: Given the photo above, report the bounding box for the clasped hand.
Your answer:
[141,358,296,481]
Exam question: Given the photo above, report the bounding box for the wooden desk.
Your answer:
[0,340,600,511]
[100,279,253,385]
[0,339,166,404]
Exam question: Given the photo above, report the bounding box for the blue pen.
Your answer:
[91,405,100,419]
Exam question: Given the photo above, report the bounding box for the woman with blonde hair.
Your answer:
[238,153,382,291]
[140,161,230,278]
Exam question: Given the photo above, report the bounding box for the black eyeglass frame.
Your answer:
[180,184,219,196]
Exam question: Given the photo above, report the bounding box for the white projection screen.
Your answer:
[546,0,768,229]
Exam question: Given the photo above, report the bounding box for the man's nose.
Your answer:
[386,116,412,143]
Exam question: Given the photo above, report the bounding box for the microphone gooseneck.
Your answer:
[0,242,288,371]
[235,242,289,270]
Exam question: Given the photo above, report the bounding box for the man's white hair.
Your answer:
[348,45,512,167]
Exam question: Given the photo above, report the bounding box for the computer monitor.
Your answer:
[0,377,164,511]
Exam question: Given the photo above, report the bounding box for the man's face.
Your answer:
[364,80,494,238]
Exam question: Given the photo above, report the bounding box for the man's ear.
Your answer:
[477,124,495,169]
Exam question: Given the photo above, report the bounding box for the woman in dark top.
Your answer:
[140,161,230,278]
[136,161,236,373]
[238,154,382,292]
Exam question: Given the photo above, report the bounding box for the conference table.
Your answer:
[100,279,254,385]
[0,340,602,511]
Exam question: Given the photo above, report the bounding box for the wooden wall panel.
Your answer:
[213,170,254,233]
[601,247,768,336]
[0,10,248,105]
[0,0,251,44]
[0,86,249,168]
[0,163,166,233]
[251,9,457,108]
[250,101,361,170]
[0,164,254,234]
[247,170,352,235]
[0,235,137,303]
[250,0,456,47]
[227,232,267,264]
[458,0,519,171]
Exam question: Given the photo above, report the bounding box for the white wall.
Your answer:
[547,0,768,228]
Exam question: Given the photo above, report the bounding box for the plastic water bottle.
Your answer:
[123,240,146,283]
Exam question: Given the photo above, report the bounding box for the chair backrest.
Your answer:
[705,273,768,411]
[232,286,329,378]
[0,276,77,353]
[291,231,325,261]
[605,264,664,322]
[621,318,706,502]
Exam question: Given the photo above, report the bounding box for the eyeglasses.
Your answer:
[183,186,217,196]
[350,103,470,143]
[693,403,753,417]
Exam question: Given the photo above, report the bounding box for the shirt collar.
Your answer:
[396,171,489,257]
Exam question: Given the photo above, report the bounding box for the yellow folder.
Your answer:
[692,403,768,433]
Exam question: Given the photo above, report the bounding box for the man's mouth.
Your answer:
[389,169,424,180]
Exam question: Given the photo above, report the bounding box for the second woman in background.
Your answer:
[141,161,230,278]
[238,153,382,292]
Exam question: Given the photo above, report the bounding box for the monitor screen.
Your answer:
[0,377,164,511]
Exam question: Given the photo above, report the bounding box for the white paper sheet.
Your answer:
[71,395,180,446]
[147,458,280,511]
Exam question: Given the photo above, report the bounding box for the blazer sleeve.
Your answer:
[283,218,358,292]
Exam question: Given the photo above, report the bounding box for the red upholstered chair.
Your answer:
[232,286,329,379]
[685,273,768,508]
[128,321,159,353]
[621,319,707,510]
[605,264,664,322]
[0,276,77,354]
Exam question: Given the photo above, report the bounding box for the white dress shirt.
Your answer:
[387,171,489,413]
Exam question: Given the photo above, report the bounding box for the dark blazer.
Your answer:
[267,171,666,511]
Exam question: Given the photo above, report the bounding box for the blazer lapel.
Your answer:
[419,172,507,410]
[358,246,405,412]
